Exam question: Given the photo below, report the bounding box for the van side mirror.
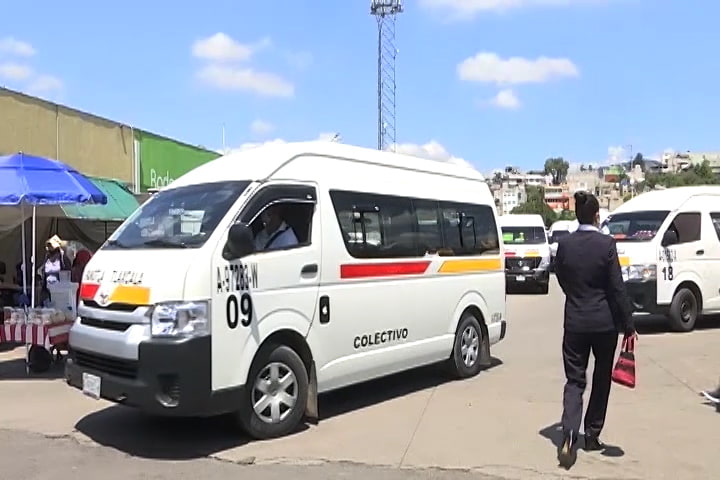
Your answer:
[661,229,678,247]
[224,222,255,260]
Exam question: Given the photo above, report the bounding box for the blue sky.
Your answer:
[1,0,718,173]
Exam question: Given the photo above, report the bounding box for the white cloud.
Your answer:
[196,65,294,97]
[219,132,339,155]
[191,33,270,62]
[0,37,35,56]
[489,88,520,109]
[607,145,628,164]
[192,33,293,98]
[26,74,63,93]
[250,119,275,135]
[0,62,33,81]
[392,140,477,170]
[420,0,612,20]
[458,52,579,85]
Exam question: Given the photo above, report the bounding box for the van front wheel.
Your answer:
[669,288,699,332]
[236,344,309,440]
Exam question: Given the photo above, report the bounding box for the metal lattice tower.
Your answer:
[370,0,403,151]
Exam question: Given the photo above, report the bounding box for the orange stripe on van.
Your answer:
[438,258,502,273]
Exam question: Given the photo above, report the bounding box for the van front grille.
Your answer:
[73,349,138,379]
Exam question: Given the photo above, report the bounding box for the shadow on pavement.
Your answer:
[635,314,720,335]
[0,355,66,381]
[74,408,275,460]
[538,422,625,458]
[320,357,503,420]
[75,357,504,460]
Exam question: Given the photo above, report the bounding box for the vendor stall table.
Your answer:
[0,320,73,373]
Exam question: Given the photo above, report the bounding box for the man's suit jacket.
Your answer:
[555,226,634,333]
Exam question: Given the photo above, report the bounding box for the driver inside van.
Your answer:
[254,204,299,251]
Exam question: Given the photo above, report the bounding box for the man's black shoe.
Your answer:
[584,435,606,451]
[557,431,577,469]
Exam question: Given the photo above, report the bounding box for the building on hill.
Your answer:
[0,87,220,193]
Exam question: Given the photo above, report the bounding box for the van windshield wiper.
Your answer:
[105,239,130,248]
[141,238,188,249]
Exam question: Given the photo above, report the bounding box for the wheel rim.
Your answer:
[252,362,298,424]
[680,295,696,323]
[460,325,480,368]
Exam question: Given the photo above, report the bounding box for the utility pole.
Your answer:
[370,0,403,152]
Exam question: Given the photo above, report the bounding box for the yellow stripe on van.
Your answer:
[110,285,151,305]
[439,258,502,273]
[618,256,630,267]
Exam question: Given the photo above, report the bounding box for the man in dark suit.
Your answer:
[554,191,636,469]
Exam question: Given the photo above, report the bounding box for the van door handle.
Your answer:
[301,263,318,274]
[696,249,705,256]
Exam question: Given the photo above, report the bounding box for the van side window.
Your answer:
[329,191,416,258]
[711,213,720,241]
[439,202,500,256]
[412,199,443,254]
[669,212,701,244]
[238,184,316,252]
[329,190,499,258]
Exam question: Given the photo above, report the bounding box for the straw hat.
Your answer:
[46,234,67,250]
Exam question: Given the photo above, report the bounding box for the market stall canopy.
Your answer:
[0,152,107,206]
[60,177,138,222]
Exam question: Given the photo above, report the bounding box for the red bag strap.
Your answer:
[624,335,635,352]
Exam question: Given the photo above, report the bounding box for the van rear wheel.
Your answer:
[668,288,699,332]
[236,344,309,440]
[449,312,484,379]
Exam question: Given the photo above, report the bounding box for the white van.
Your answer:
[604,186,720,332]
[499,214,551,294]
[65,141,507,439]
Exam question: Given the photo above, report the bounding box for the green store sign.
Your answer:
[136,131,220,192]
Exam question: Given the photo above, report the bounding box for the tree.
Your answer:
[580,164,586,172]
[644,160,719,188]
[543,157,570,185]
[557,209,575,221]
[632,153,645,172]
[511,186,557,227]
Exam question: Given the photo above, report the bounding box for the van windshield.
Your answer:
[550,230,570,244]
[502,226,547,245]
[104,181,250,250]
[605,210,669,242]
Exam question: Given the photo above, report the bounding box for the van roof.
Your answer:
[499,214,545,227]
[169,141,485,188]
[613,186,720,213]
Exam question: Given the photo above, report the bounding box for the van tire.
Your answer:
[236,344,309,440]
[449,312,484,379]
[668,288,699,332]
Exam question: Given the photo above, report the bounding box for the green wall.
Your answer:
[136,130,220,192]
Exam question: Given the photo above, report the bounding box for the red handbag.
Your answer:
[612,336,636,388]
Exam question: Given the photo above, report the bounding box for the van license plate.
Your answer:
[82,373,101,400]
[516,275,525,282]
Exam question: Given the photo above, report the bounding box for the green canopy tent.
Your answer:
[49,177,140,251]
[60,177,139,222]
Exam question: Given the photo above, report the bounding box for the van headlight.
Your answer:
[149,301,210,337]
[623,264,656,281]
[538,256,550,270]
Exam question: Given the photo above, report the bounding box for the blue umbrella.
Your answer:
[0,152,107,205]
[0,152,107,306]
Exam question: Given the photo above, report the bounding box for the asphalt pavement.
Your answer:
[1,277,719,479]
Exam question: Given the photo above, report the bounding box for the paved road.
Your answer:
[1,277,719,479]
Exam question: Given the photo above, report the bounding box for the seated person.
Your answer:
[254,204,299,251]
